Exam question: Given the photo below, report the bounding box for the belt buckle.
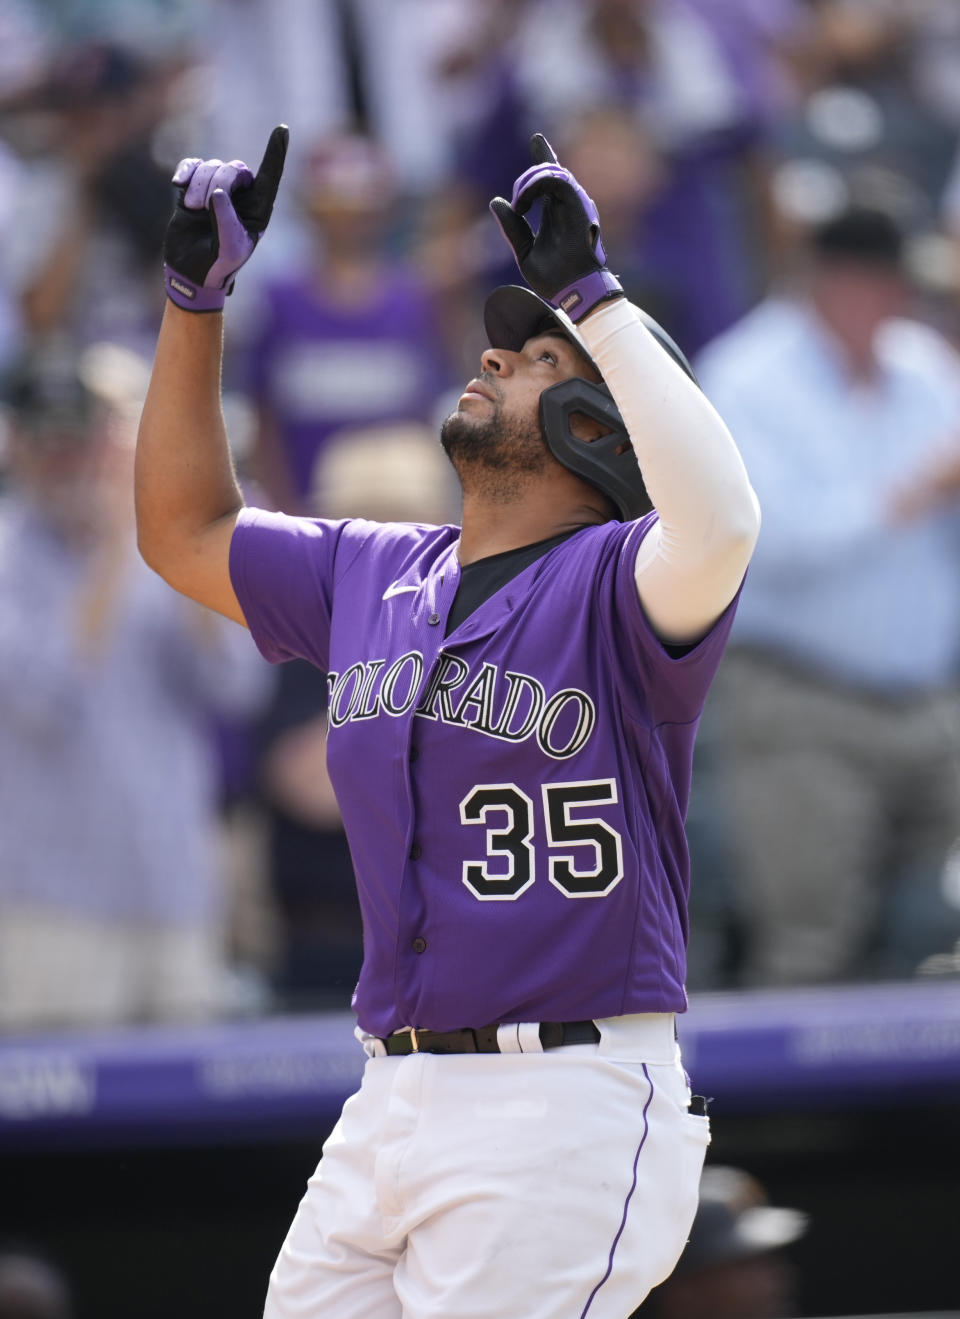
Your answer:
[403,1027,421,1053]
[391,1026,421,1054]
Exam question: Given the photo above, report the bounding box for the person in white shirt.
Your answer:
[697,206,960,986]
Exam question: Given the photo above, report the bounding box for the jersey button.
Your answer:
[428,612,441,626]
[409,746,419,762]
[412,936,427,954]
[409,843,422,860]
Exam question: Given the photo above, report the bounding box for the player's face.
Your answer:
[440,333,600,496]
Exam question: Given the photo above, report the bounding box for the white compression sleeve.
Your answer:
[578,298,760,644]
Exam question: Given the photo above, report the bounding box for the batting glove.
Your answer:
[163,124,289,312]
[489,133,623,324]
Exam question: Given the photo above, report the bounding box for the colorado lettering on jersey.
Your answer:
[326,650,596,760]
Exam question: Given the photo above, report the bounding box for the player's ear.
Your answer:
[568,411,614,445]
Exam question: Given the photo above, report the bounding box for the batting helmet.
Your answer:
[483,285,698,521]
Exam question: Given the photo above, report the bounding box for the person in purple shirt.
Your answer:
[137,125,759,1319]
[241,133,451,513]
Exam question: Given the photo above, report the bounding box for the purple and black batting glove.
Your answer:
[489,133,623,323]
[163,124,289,312]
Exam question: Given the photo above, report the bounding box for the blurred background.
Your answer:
[1,1,960,1316]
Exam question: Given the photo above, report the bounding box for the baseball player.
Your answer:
[135,125,760,1318]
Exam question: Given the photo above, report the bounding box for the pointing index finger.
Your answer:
[253,124,290,196]
[529,133,559,166]
[234,124,289,232]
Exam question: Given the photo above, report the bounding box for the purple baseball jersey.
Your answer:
[244,271,451,499]
[230,508,738,1037]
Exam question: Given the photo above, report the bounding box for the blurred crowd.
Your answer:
[3,0,960,1032]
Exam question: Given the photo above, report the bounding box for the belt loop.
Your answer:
[595,1013,676,1062]
[496,1024,523,1053]
[518,1022,543,1053]
[410,1028,420,1053]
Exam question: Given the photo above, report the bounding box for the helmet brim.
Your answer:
[483,284,698,385]
[483,286,597,367]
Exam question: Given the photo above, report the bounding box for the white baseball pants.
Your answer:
[263,1014,709,1319]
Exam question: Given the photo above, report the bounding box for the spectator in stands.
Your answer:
[0,1248,73,1319]
[0,3,54,373]
[507,0,791,351]
[554,108,675,329]
[0,141,24,374]
[0,42,174,359]
[0,348,271,1029]
[697,205,960,986]
[346,0,524,196]
[257,421,456,1008]
[410,0,796,380]
[631,1165,808,1319]
[241,132,452,514]
[684,0,801,126]
[201,0,349,199]
[514,0,749,155]
[775,0,960,228]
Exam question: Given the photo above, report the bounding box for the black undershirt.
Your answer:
[445,530,581,636]
[444,525,696,658]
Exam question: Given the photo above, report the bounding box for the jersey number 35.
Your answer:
[459,779,624,901]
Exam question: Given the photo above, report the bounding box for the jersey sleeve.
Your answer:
[607,514,742,725]
[229,506,355,669]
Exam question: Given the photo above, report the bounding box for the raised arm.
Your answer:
[135,126,289,624]
[579,300,760,643]
[492,133,760,644]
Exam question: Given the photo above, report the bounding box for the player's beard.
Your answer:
[440,396,550,503]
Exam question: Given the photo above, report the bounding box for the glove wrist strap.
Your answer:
[552,269,622,323]
[164,265,228,313]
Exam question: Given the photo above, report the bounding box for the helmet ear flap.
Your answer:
[539,378,651,522]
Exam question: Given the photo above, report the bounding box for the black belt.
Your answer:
[380,1020,601,1056]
